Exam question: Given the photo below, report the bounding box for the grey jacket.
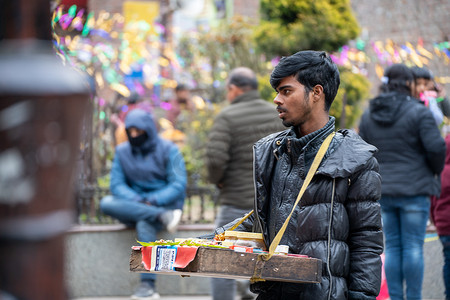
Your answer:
[217,118,384,299]
[206,90,284,209]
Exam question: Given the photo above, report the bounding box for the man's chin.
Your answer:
[281,120,293,127]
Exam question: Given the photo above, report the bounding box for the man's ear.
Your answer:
[228,84,244,102]
[312,85,324,102]
[228,84,238,93]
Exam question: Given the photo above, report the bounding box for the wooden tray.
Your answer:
[130,246,322,283]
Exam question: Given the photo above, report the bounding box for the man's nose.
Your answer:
[274,94,282,105]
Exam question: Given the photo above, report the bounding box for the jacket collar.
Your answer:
[267,117,377,178]
[231,90,261,105]
[274,117,335,158]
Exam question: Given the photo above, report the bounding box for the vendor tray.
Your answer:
[130,246,322,283]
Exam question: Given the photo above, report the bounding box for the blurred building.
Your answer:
[351,0,450,96]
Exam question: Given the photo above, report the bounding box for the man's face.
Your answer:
[274,76,313,127]
[176,90,190,104]
[226,83,239,102]
[128,127,146,138]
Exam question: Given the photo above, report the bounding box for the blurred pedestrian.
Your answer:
[111,92,153,145]
[430,128,450,300]
[166,83,195,128]
[100,109,187,299]
[359,63,446,300]
[411,66,445,125]
[206,67,284,300]
[428,79,450,119]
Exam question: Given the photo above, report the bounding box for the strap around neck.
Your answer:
[261,131,335,261]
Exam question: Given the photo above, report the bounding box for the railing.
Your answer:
[74,183,219,225]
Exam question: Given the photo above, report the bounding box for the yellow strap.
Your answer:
[261,132,335,261]
[226,131,335,284]
[228,209,254,231]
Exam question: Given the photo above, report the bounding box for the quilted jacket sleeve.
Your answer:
[345,156,384,300]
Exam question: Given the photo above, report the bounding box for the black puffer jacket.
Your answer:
[217,118,384,300]
[359,92,446,197]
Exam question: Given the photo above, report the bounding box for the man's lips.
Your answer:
[277,106,287,118]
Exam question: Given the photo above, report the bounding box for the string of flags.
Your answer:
[331,38,450,84]
[53,4,450,103]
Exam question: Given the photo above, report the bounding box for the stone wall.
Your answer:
[350,0,450,96]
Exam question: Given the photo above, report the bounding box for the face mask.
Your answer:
[127,132,148,148]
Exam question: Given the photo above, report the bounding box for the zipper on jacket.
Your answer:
[327,178,336,300]
[252,145,266,244]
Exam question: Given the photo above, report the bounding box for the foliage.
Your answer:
[258,72,277,102]
[255,0,360,57]
[97,173,110,189]
[177,16,268,101]
[177,103,223,185]
[198,16,266,75]
[176,17,282,185]
[330,67,371,129]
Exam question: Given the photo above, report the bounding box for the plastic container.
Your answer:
[274,245,289,255]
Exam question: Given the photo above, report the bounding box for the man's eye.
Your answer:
[283,90,291,95]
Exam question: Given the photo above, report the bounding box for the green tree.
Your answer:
[330,67,371,129]
[176,1,369,129]
[255,0,360,57]
[177,16,267,102]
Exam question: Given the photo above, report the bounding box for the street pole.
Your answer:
[0,1,91,299]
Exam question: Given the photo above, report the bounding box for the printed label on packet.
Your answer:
[154,246,178,271]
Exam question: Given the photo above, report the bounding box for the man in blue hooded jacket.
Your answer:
[100,109,187,299]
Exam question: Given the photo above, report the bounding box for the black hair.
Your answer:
[380,64,414,95]
[228,68,258,91]
[270,50,340,111]
[175,83,189,92]
[127,92,140,104]
[410,66,433,80]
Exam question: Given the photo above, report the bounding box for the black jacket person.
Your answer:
[212,51,383,300]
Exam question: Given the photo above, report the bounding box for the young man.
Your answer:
[212,51,384,299]
[100,109,187,299]
[206,67,284,300]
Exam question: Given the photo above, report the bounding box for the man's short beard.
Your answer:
[282,120,293,127]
